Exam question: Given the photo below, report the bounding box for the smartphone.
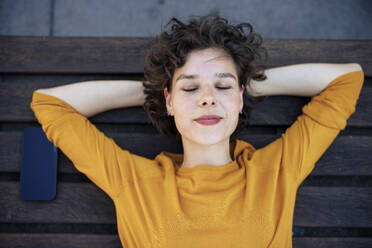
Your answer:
[20,127,58,200]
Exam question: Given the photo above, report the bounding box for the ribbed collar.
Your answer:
[155,139,256,175]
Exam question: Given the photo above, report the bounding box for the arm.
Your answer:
[36,80,146,117]
[248,63,365,186]
[31,80,147,199]
[247,63,363,97]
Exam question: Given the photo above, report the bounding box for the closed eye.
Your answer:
[183,87,231,92]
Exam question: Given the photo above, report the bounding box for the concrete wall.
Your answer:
[1,0,371,39]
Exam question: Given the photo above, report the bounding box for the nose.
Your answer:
[199,86,216,107]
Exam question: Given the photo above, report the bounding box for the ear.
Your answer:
[164,87,173,115]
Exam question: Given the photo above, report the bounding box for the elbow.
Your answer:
[349,63,363,72]
[35,88,50,94]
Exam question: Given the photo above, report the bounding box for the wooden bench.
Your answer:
[0,35,371,247]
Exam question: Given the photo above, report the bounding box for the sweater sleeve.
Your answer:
[280,70,365,186]
[30,90,133,200]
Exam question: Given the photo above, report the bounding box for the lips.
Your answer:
[195,115,222,120]
[194,115,222,126]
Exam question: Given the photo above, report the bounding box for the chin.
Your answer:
[188,133,229,146]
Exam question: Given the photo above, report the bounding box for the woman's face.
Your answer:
[164,47,244,145]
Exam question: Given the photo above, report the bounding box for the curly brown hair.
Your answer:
[142,14,269,144]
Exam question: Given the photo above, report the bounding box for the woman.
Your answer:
[30,14,364,248]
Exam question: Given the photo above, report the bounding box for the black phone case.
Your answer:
[20,127,58,200]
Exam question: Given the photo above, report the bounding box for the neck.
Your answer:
[180,136,232,169]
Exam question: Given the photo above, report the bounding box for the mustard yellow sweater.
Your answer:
[30,70,364,248]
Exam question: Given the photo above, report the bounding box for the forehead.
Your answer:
[185,48,233,67]
[173,48,237,80]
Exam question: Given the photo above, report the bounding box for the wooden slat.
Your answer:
[1,131,371,176]
[0,36,152,74]
[1,36,371,76]
[1,182,371,227]
[0,182,115,223]
[0,132,182,173]
[0,234,371,248]
[293,238,372,248]
[294,186,372,227]
[0,234,122,248]
[1,80,371,125]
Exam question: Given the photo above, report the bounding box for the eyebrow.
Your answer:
[175,72,237,82]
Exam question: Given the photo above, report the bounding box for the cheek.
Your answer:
[173,97,190,114]
[173,96,193,112]
[225,95,241,110]
[172,98,193,127]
